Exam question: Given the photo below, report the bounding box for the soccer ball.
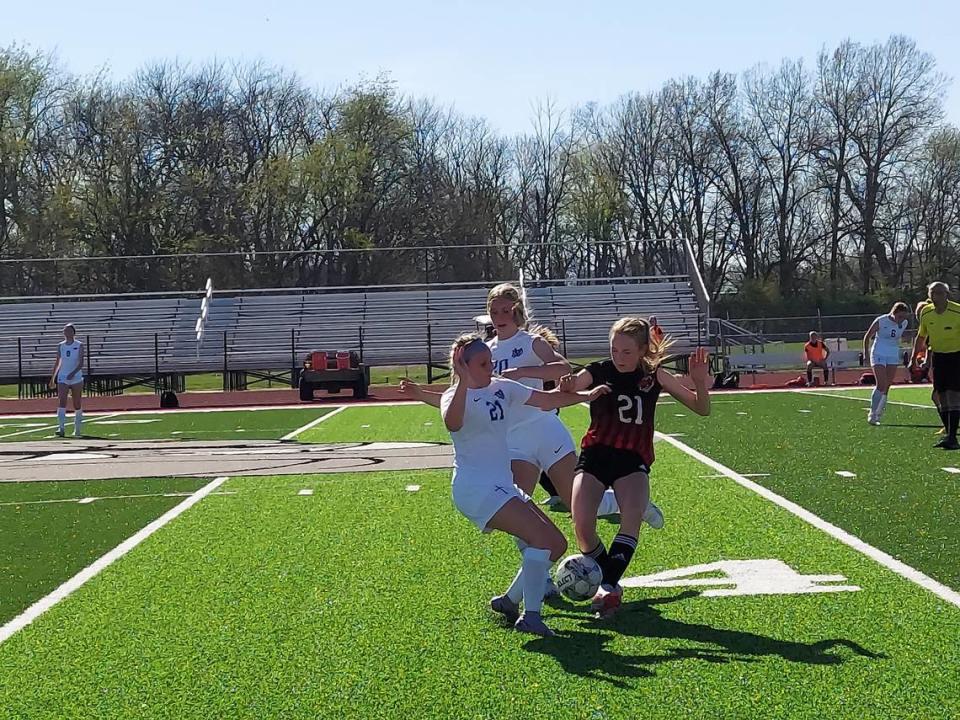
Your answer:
[554,554,603,601]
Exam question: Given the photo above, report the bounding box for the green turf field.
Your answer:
[0,394,958,718]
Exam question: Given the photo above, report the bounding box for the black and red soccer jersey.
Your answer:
[580,359,661,465]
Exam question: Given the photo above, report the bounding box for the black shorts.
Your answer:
[932,351,960,393]
[575,446,650,488]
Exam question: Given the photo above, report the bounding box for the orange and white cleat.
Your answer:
[590,584,623,617]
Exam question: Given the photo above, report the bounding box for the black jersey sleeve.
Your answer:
[585,360,609,389]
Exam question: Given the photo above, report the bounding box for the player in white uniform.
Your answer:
[441,333,608,637]
[48,323,85,437]
[862,302,910,425]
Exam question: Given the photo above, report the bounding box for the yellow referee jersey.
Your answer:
[919,300,960,354]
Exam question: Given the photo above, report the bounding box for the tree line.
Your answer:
[0,35,955,313]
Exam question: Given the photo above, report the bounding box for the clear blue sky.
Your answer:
[3,0,958,134]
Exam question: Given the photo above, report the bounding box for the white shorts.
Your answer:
[57,373,83,387]
[508,413,576,471]
[452,470,530,532]
[871,348,901,367]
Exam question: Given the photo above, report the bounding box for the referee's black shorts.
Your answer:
[932,351,960,392]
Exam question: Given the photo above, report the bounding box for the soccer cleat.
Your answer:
[868,413,880,426]
[490,594,520,624]
[643,500,665,530]
[539,495,563,508]
[543,577,561,600]
[590,584,623,617]
[514,611,555,637]
[942,438,960,451]
[55,429,65,438]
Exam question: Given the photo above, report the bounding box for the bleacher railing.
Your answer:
[0,239,690,297]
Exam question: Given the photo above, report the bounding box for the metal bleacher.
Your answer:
[0,277,706,392]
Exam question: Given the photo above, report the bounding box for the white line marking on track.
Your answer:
[798,409,813,413]
[297,488,314,496]
[280,407,347,441]
[658,433,960,610]
[0,412,122,440]
[835,471,857,478]
[0,476,229,645]
[700,473,770,479]
[0,400,420,422]
[942,467,960,474]
[0,491,237,507]
[799,390,935,409]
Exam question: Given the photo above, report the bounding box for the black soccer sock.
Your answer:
[585,541,610,579]
[539,472,559,497]
[823,367,829,384]
[939,409,948,431]
[602,533,638,588]
[948,410,960,441]
[806,366,813,384]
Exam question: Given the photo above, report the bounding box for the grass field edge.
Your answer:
[656,431,960,610]
[0,475,230,646]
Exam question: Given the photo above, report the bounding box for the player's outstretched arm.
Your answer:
[658,347,711,416]
[557,369,593,393]
[525,384,609,412]
[399,379,443,409]
[501,337,572,382]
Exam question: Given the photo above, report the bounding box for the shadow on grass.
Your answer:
[526,591,885,687]
[881,424,943,429]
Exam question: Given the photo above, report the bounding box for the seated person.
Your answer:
[804,331,831,386]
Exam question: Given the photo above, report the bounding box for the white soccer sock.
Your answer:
[505,566,525,604]
[74,410,83,435]
[520,547,551,615]
[877,394,888,417]
[57,408,66,432]
[870,388,882,417]
[597,489,620,517]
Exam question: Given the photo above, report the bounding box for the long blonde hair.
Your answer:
[528,323,560,349]
[448,332,485,385]
[610,316,671,373]
[486,283,528,327]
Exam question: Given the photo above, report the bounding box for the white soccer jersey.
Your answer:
[440,377,533,476]
[873,314,908,352]
[487,330,544,427]
[57,340,83,383]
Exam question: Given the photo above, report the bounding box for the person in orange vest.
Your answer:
[648,315,665,344]
[803,331,831,386]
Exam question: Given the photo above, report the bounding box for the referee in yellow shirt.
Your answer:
[912,281,960,449]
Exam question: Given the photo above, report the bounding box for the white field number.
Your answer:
[621,559,860,597]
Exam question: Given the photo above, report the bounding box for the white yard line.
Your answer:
[0,476,229,645]
[798,390,934,410]
[0,490,236,508]
[280,406,348,441]
[0,400,419,422]
[658,432,960,610]
[0,412,122,440]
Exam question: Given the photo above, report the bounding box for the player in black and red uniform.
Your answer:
[559,317,711,616]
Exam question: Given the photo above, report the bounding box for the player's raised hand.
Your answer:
[452,346,470,382]
[688,347,711,386]
[586,384,611,402]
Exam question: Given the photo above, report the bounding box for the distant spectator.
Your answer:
[648,315,665,344]
[803,331,830,386]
